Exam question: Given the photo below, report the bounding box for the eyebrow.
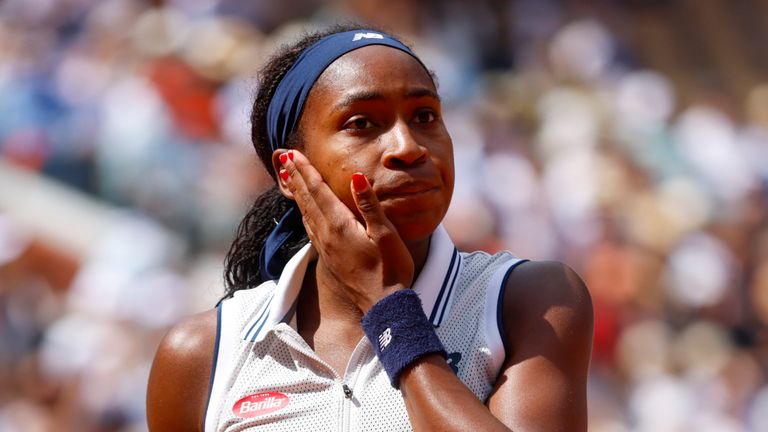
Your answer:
[331,87,441,114]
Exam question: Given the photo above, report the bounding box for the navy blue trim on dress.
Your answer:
[250,308,273,342]
[496,259,529,360]
[435,254,461,326]
[202,303,222,432]
[243,294,274,341]
[429,248,458,325]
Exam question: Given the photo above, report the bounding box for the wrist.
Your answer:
[361,289,447,388]
[360,284,408,314]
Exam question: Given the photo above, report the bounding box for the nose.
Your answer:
[382,120,427,167]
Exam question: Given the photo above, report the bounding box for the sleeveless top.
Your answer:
[204,225,526,431]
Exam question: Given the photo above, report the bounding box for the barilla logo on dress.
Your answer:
[232,392,289,418]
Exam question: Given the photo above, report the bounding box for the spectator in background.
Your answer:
[1,1,767,431]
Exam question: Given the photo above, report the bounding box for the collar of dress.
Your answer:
[241,224,462,342]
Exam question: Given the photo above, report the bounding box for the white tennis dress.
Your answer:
[204,225,526,431]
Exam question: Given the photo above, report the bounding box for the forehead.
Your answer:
[309,45,436,103]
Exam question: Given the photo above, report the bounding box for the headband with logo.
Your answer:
[266,29,426,151]
[260,30,429,281]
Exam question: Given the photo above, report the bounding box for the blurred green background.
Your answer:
[1,0,767,431]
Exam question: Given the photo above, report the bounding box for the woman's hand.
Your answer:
[279,150,414,313]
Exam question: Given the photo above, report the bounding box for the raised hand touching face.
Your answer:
[270,45,455,312]
[278,149,414,313]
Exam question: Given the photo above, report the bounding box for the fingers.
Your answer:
[350,173,394,236]
[351,172,413,289]
[279,150,357,240]
[281,151,414,298]
[279,150,397,245]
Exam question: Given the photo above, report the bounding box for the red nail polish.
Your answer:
[279,153,288,165]
[352,173,367,191]
[279,169,289,181]
[287,150,294,161]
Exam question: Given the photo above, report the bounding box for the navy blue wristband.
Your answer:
[361,289,447,388]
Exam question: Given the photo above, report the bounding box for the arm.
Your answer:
[146,309,218,432]
[399,261,594,431]
[487,261,593,430]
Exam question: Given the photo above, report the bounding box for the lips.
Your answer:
[375,180,440,200]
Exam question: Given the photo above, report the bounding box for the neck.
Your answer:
[299,235,431,325]
[405,237,431,282]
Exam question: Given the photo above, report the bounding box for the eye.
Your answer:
[343,116,374,130]
[414,109,437,124]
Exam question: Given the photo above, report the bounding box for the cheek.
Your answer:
[435,137,455,191]
[312,151,359,207]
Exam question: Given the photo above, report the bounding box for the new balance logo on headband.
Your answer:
[353,32,384,41]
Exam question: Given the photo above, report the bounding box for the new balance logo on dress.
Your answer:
[446,352,462,374]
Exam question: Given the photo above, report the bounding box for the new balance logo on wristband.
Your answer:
[353,32,384,41]
[378,328,392,351]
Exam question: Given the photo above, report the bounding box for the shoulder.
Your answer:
[502,260,594,356]
[504,260,592,311]
[147,308,219,432]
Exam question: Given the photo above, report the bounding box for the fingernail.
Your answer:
[352,173,367,192]
[279,153,288,166]
[287,150,294,161]
[279,169,289,181]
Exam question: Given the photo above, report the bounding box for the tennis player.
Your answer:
[147,24,593,432]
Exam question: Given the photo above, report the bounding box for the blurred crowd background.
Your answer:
[1,0,767,430]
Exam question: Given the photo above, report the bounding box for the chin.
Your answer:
[388,211,444,244]
[379,193,451,243]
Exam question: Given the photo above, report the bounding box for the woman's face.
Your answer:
[296,45,455,244]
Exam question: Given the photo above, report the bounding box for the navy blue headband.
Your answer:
[259,30,427,282]
[266,29,425,152]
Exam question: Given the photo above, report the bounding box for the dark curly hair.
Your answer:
[221,23,432,301]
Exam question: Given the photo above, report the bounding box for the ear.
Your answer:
[272,149,295,200]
